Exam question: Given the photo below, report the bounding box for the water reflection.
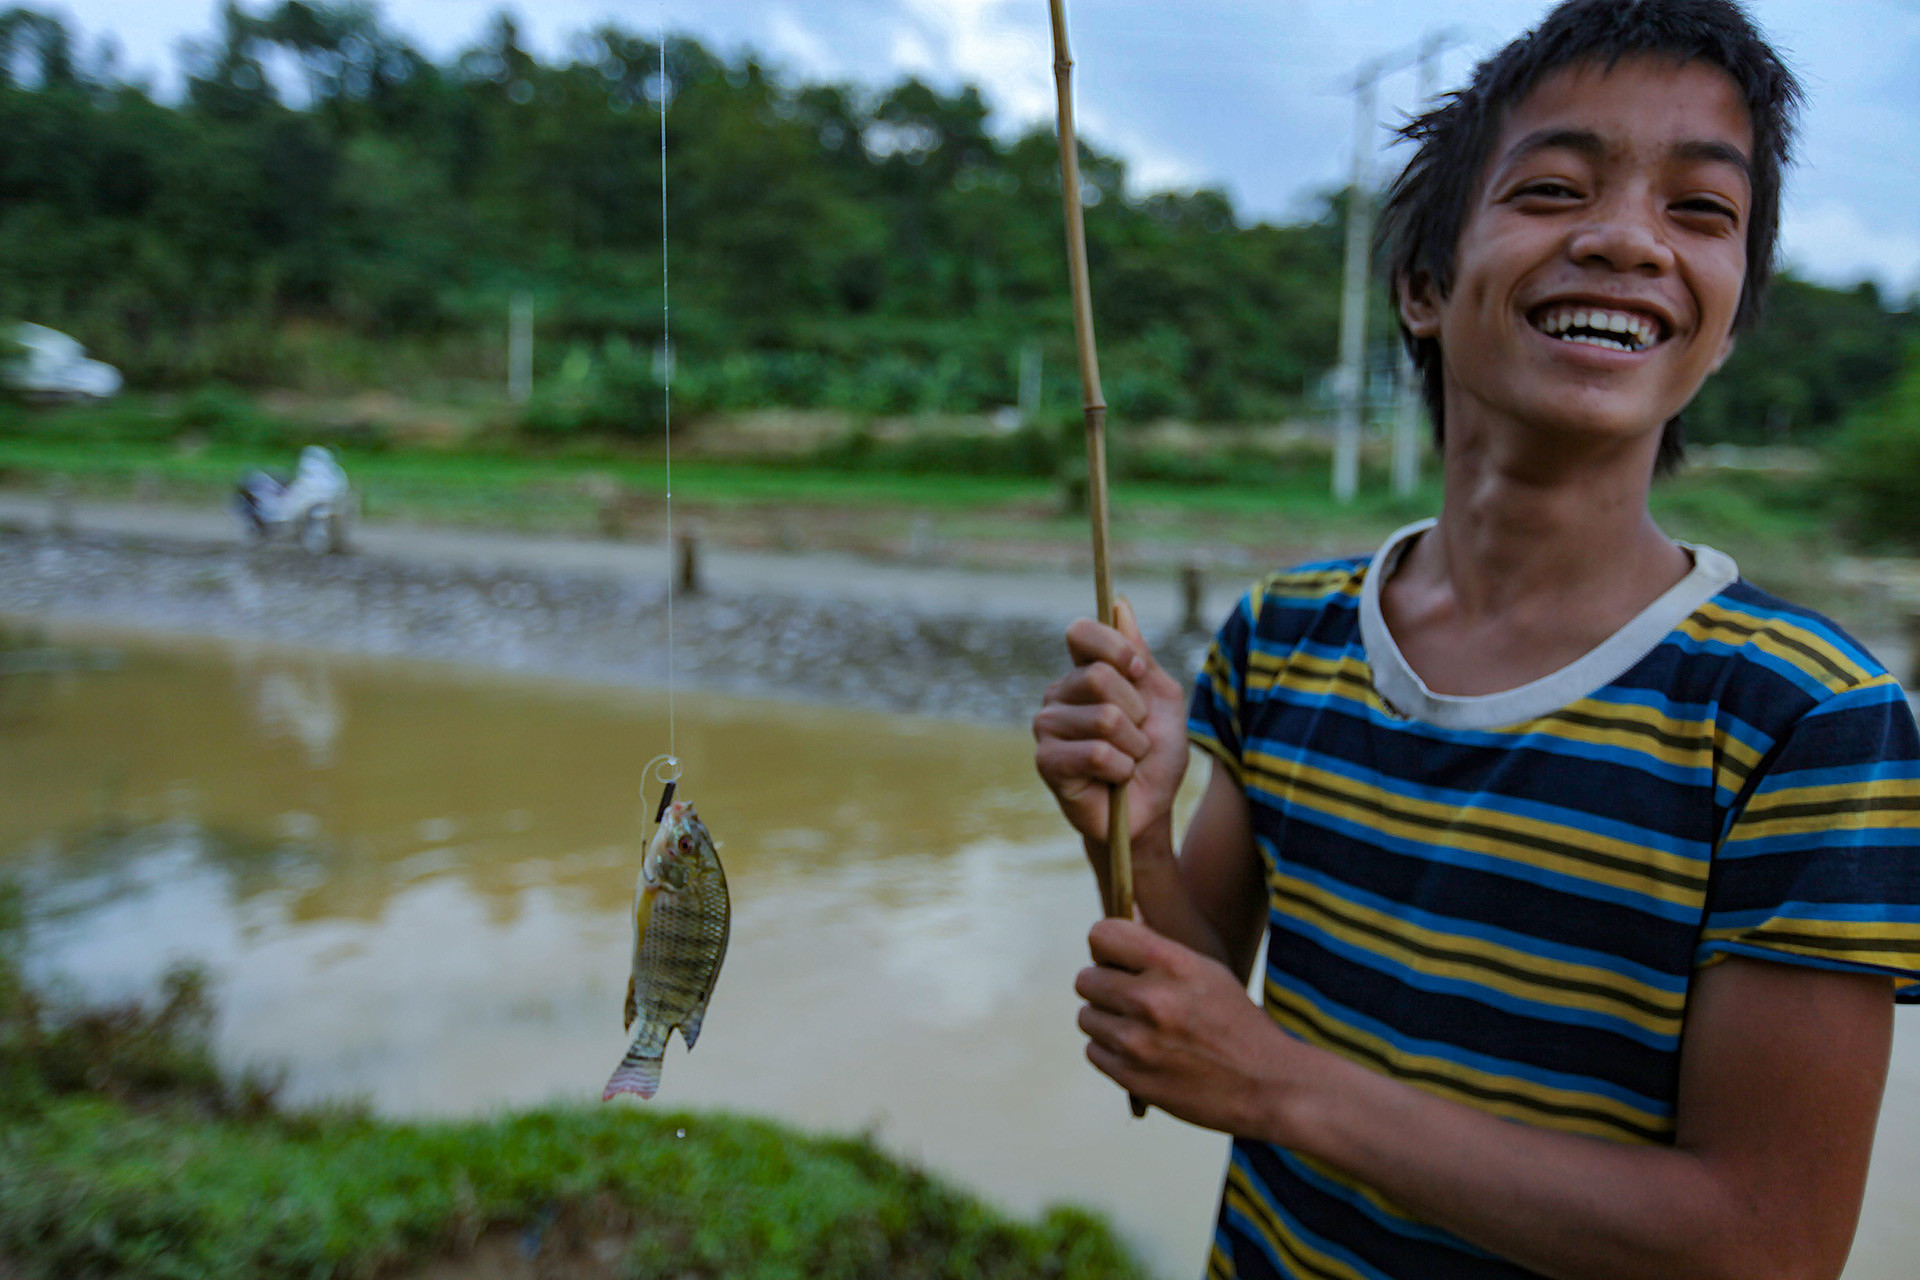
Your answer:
[1,626,1914,1280]
[0,627,1225,1278]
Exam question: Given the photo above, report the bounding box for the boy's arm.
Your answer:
[1078,927,1894,1280]
[1129,760,1266,983]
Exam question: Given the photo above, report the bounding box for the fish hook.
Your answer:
[643,752,683,827]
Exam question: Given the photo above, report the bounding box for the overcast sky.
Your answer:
[41,0,1920,298]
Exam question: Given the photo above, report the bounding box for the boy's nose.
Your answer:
[1566,207,1675,276]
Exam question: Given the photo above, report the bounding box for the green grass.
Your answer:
[0,392,1873,610]
[0,881,1148,1280]
[3,1102,1142,1280]
[0,394,1443,539]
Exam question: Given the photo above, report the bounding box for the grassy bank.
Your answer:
[0,391,1877,620]
[0,885,1148,1280]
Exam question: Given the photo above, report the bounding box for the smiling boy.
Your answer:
[1032,3,1920,1279]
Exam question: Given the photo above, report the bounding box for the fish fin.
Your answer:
[602,1044,663,1102]
[623,974,636,1032]
[678,1001,708,1052]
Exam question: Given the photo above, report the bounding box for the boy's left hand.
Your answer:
[1075,917,1305,1138]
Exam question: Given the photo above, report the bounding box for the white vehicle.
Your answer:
[3,322,123,400]
[234,446,354,554]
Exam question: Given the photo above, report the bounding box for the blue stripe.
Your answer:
[1697,941,1920,983]
[1244,735,1709,861]
[1275,860,1690,995]
[1706,900,1920,928]
[1264,966,1670,1116]
[1251,807,1704,924]
[1244,682,1722,792]
[1746,758,1920,789]
[1228,1147,1396,1280]
[1266,1144,1495,1256]
[1278,907,1678,1047]
[1717,825,1920,857]
[1663,629,1835,699]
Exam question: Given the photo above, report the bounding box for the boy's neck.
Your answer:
[1422,424,1685,618]
[1380,411,1695,697]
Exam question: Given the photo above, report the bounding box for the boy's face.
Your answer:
[1404,56,1753,453]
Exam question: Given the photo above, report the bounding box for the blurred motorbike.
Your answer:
[234,446,353,554]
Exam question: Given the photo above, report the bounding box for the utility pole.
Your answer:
[1018,341,1043,428]
[508,292,534,404]
[1332,63,1379,505]
[1391,33,1446,498]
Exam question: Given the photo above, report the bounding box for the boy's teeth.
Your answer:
[1534,305,1658,350]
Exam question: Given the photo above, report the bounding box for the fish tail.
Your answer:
[601,1044,664,1102]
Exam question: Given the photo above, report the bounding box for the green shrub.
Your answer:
[813,420,1063,478]
[519,339,667,441]
[0,329,25,401]
[1824,352,1920,549]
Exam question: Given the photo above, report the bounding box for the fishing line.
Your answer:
[658,22,678,781]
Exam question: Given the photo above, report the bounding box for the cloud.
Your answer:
[1780,199,1920,296]
[901,0,1053,121]
[763,9,836,80]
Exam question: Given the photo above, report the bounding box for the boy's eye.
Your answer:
[1674,198,1739,224]
[1513,181,1581,201]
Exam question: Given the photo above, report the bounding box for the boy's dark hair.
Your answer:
[1378,0,1801,474]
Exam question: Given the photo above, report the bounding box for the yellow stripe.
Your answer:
[1260,568,1362,602]
[1728,776,1920,839]
[1714,729,1766,800]
[1531,697,1717,772]
[1252,649,1387,717]
[1205,654,1242,720]
[1703,918,1920,948]
[1191,730,1247,786]
[1685,604,1877,693]
[1244,756,1708,906]
[1251,641,1767,805]
[1270,870,1684,1034]
[1264,977,1668,1142]
[1225,1164,1369,1280]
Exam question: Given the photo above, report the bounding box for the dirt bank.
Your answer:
[0,520,1218,725]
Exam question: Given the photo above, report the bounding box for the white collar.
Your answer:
[1358,517,1739,729]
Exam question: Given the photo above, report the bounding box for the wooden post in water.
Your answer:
[677,529,701,596]
[1181,562,1206,634]
[1906,610,1920,692]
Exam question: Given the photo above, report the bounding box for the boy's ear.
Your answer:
[1710,333,1735,374]
[1399,271,1442,338]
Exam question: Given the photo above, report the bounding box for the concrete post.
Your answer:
[1333,68,1378,505]
[509,293,534,404]
[1390,36,1445,500]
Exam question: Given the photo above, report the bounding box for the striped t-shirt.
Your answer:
[1186,520,1920,1280]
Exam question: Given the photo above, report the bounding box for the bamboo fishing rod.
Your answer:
[1049,0,1145,1121]
[1047,0,1132,930]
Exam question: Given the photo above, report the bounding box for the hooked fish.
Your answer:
[603,798,730,1101]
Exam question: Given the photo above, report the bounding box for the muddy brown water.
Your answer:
[1,627,1914,1279]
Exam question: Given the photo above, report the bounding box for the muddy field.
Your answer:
[0,524,1217,725]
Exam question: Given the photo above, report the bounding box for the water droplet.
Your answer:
[675,1128,686,1139]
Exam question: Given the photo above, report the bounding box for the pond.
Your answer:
[1,625,1914,1279]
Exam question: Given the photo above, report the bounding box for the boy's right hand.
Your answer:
[1033,597,1191,850]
